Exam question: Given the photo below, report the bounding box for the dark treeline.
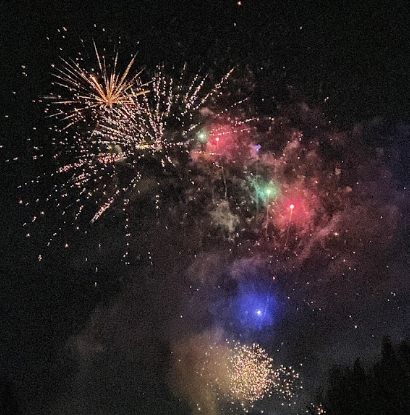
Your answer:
[309,336,410,415]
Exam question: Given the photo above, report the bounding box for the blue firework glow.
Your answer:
[209,276,279,334]
[234,288,278,330]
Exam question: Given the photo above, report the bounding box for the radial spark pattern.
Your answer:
[48,41,147,128]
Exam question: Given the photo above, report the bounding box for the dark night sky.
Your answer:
[2,1,410,414]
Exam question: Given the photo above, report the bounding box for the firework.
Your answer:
[47,41,148,128]
[20,36,400,313]
[176,338,271,413]
[192,118,253,162]
[24,41,244,264]
[95,65,237,163]
[196,338,301,412]
[272,365,303,405]
[228,341,274,404]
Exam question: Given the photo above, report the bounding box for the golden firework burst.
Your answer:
[48,41,148,128]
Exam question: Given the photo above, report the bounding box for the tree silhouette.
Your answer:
[311,336,410,415]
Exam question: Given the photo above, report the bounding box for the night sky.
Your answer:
[2,1,410,414]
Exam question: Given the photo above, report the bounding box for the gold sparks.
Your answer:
[228,342,274,403]
[48,41,148,128]
[199,339,301,410]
